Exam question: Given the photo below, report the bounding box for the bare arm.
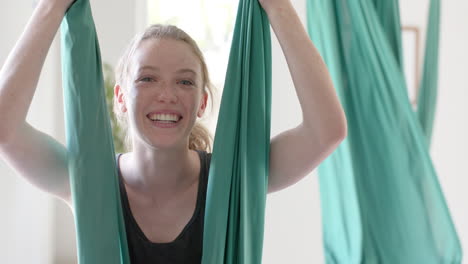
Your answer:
[0,0,74,204]
[260,0,348,193]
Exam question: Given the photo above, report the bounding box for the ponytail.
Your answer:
[189,122,212,152]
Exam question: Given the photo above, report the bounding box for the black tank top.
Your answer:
[116,151,211,264]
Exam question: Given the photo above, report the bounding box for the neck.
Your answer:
[121,143,199,196]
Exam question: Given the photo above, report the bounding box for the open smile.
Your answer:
[146,112,183,128]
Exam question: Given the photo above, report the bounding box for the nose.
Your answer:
[157,82,178,103]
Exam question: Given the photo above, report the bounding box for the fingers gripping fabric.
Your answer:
[202,0,271,263]
[60,0,130,263]
[307,0,462,263]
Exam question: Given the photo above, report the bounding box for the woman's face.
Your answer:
[118,38,208,150]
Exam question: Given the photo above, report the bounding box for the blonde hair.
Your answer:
[113,24,214,152]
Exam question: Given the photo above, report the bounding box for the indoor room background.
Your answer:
[0,0,466,263]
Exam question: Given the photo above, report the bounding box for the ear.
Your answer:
[197,91,208,118]
[114,84,127,113]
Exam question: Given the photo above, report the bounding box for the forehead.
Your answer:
[131,38,201,75]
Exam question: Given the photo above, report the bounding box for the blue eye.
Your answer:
[180,80,194,86]
[140,77,154,82]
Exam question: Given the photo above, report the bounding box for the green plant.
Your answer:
[103,63,127,154]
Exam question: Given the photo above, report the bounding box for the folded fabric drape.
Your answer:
[202,0,271,262]
[306,0,462,263]
[61,0,271,263]
[60,0,130,262]
[417,0,441,145]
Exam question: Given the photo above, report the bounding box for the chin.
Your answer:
[145,136,189,151]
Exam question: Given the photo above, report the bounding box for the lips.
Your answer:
[147,113,180,122]
[146,111,183,127]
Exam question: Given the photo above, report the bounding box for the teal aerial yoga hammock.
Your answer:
[306,0,462,263]
[60,0,130,262]
[60,0,271,263]
[202,0,271,262]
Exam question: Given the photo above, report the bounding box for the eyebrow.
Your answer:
[136,66,197,76]
[176,69,197,76]
[136,65,159,73]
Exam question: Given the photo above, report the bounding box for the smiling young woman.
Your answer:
[115,36,210,152]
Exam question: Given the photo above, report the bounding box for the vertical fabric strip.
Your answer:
[60,0,130,263]
[202,0,272,263]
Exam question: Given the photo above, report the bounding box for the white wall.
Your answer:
[0,1,56,263]
[428,0,468,258]
[1,0,466,263]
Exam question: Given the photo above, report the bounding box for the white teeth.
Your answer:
[148,113,180,122]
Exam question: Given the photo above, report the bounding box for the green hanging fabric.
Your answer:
[61,0,271,263]
[371,0,403,68]
[202,0,271,263]
[60,0,130,263]
[307,0,462,263]
[417,0,441,144]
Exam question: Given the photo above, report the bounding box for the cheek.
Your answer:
[126,86,150,109]
[188,92,203,110]
[124,92,144,121]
